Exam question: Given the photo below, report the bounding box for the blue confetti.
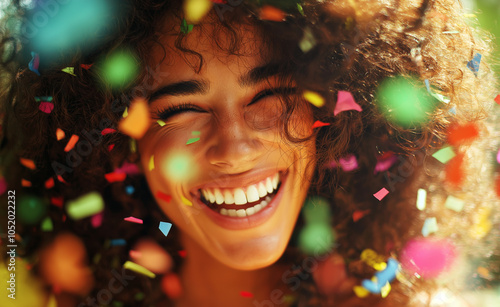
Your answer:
[35,96,53,102]
[159,221,172,237]
[467,53,481,77]
[125,185,135,195]
[29,52,40,76]
[361,258,400,294]
[110,238,126,246]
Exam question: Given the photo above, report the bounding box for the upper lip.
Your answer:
[189,169,286,195]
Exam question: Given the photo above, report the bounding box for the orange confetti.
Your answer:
[104,172,127,183]
[64,134,79,152]
[495,94,500,105]
[19,157,36,170]
[445,153,464,188]
[56,128,65,140]
[311,120,331,129]
[353,210,371,222]
[496,174,500,198]
[259,5,286,21]
[446,122,479,145]
[118,98,151,139]
[21,179,32,187]
[45,177,55,189]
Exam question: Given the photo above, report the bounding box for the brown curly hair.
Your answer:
[1,0,499,306]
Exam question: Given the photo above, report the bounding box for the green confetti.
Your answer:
[444,195,465,212]
[157,120,166,127]
[302,196,331,225]
[41,217,53,231]
[98,50,139,90]
[180,19,194,34]
[296,3,304,15]
[298,223,335,255]
[432,146,456,164]
[123,261,156,278]
[134,292,145,301]
[130,139,137,153]
[66,192,104,220]
[186,137,200,145]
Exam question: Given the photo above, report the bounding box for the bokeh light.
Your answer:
[302,196,331,225]
[376,76,436,127]
[162,152,197,181]
[298,223,335,255]
[97,49,139,90]
[18,195,47,225]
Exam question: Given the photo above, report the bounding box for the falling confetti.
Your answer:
[118,98,150,139]
[432,146,455,164]
[149,155,155,171]
[311,120,330,129]
[159,222,173,237]
[91,212,103,228]
[157,120,166,127]
[186,137,200,145]
[66,192,104,220]
[338,154,358,171]
[18,195,47,224]
[373,188,389,201]
[444,195,465,212]
[334,91,362,116]
[20,158,36,170]
[64,135,79,152]
[352,210,370,222]
[45,177,55,189]
[39,102,54,113]
[110,239,126,246]
[299,27,316,53]
[445,153,464,187]
[156,191,172,203]
[180,19,194,34]
[184,0,213,24]
[29,52,40,76]
[416,189,427,211]
[298,223,335,255]
[81,64,93,70]
[181,195,193,206]
[41,217,53,232]
[21,179,32,187]
[101,128,116,135]
[98,49,139,89]
[56,128,65,140]
[466,53,481,77]
[124,216,143,224]
[422,217,439,237]
[303,90,325,107]
[259,5,286,21]
[61,67,76,76]
[104,172,127,183]
[400,238,456,278]
[446,122,479,145]
[240,291,254,298]
[495,94,500,105]
[123,261,156,278]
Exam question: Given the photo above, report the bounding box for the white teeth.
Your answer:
[258,182,267,198]
[246,207,255,216]
[236,209,246,217]
[260,200,268,207]
[265,178,273,193]
[223,190,234,204]
[214,188,224,205]
[265,196,271,202]
[234,188,247,205]
[253,204,262,213]
[228,209,237,217]
[246,185,260,202]
[272,173,278,190]
[207,189,216,203]
[220,208,228,216]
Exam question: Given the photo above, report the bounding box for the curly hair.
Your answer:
[0,0,499,306]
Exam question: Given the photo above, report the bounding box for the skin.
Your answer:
[137,14,317,306]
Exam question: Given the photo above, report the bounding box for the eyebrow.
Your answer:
[147,62,285,104]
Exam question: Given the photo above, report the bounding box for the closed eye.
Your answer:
[153,102,205,121]
[248,87,298,106]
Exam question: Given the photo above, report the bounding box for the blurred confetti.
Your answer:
[118,98,150,139]
[98,49,139,90]
[334,91,362,116]
[66,192,104,220]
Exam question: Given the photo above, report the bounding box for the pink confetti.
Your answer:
[400,238,456,278]
[39,102,54,113]
[124,216,143,224]
[116,161,141,175]
[334,91,362,116]
[374,155,398,174]
[339,154,358,171]
[373,188,389,201]
[91,212,103,228]
[497,148,500,164]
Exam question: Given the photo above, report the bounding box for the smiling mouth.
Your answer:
[197,172,283,218]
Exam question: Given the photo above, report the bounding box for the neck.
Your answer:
[175,233,290,307]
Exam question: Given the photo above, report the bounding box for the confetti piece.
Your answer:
[56,175,67,184]
[495,94,500,105]
[56,128,65,140]
[373,188,389,201]
[123,107,128,118]
[161,273,183,299]
[64,134,79,152]
[477,267,491,279]
[149,155,155,171]
[470,208,492,240]
[181,195,193,206]
[303,90,324,107]
[467,53,481,77]
[297,3,304,15]
[180,19,194,34]
[39,102,54,113]
[299,27,316,53]
[400,238,456,278]
[21,179,32,187]
[184,0,213,24]
[157,120,166,127]
[91,212,103,228]
[178,250,187,258]
[374,154,397,174]
[159,222,173,237]
[156,191,172,203]
[240,291,254,298]
[380,282,391,298]
[115,161,141,175]
[130,250,141,259]
[334,91,362,116]
[432,146,455,164]
[110,239,126,246]
[186,137,200,145]
[29,52,40,76]
[81,63,93,70]
[35,96,53,102]
[41,217,53,231]
[124,261,156,278]
[444,195,465,212]
[99,50,139,89]
[422,217,439,237]
[104,172,127,183]
[50,196,64,208]
[446,122,479,145]
[424,79,450,103]
[45,177,54,189]
[108,144,115,151]
[118,98,150,139]
[353,286,370,298]
[191,131,201,136]
[311,120,330,129]
[101,128,117,135]
[259,5,286,21]
[361,249,386,268]
[66,192,104,220]
[124,216,143,224]
[125,185,135,195]
[338,154,358,171]
[352,210,370,222]
[445,153,464,187]
[362,258,399,294]
[62,67,76,76]
[497,149,500,164]
[416,189,427,210]
[20,157,36,170]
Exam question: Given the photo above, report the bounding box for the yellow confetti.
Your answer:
[123,107,128,118]
[130,139,137,153]
[361,249,386,268]
[477,267,491,279]
[303,90,325,107]
[373,262,387,271]
[380,281,391,298]
[353,286,370,298]
[470,207,492,239]
[61,67,76,76]
[118,98,150,139]
[149,155,155,171]
[123,261,155,278]
[181,195,192,206]
[184,0,213,24]
[157,120,166,127]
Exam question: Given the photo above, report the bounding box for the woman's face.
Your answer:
[138,17,316,270]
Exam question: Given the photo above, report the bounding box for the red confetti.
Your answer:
[108,144,115,151]
[156,191,172,203]
[210,0,226,3]
[101,128,117,135]
[45,177,55,189]
[259,5,286,21]
[495,94,500,105]
[446,122,479,145]
[64,134,79,152]
[178,250,187,258]
[104,172,127,183]
[57,175,68,184]
[161,273,183,299]
[21,179,32,187]
[80,64,93,70]
[445,153,464,188]
[496,174,500,198]
[50,196,64,208]
[311,120,331,129]
[352,210,370,222]
[240,291,254,298]
[39,102,54,113]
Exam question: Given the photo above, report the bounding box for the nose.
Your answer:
[205,116,264,172]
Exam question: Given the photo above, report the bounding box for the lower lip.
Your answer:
[192,172,288,230]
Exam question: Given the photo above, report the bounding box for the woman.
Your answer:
[0,0,498,306]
